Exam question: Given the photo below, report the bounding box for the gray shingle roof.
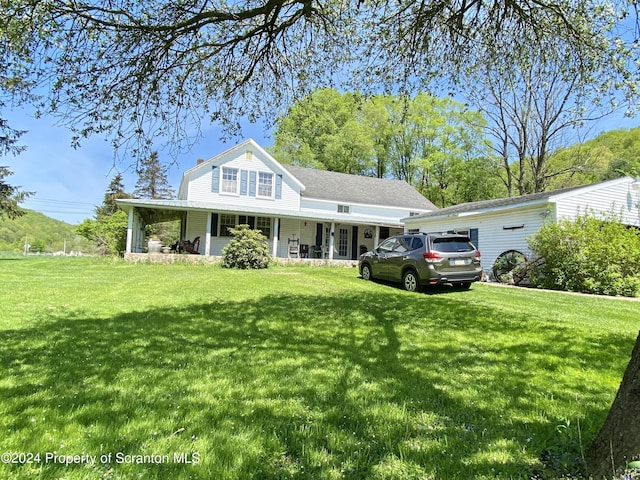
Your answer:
[283,165,437,210]
[408,183,590,219]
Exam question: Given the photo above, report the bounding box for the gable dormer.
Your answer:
[178,139,304,211]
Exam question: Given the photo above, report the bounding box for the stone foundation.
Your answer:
[124,253,358,268]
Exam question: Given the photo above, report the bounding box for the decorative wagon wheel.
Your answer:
[492,250,528,284]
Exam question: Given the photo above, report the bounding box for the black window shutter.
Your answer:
[211,213,219,237]
[470,228,479,249]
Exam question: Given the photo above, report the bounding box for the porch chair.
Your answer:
[182,236,201,254]
[288,238,300,258]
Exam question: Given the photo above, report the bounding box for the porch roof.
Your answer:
[117,198,404,227]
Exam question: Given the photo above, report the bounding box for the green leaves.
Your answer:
[2,0,637,162]
[528,212,640,296]
[221,224,271,269]
[0,165,32,220]
[271,89,504,206]
[76,210,129,255]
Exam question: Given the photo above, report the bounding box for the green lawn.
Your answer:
[0,256,637,479]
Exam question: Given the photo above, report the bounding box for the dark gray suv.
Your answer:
[359,233,482,292]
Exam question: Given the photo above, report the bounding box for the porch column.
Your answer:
[205,213,212,256]
[374,225,380,247]
[272,217,280,257]
[329,222,335,260]
[126,208,134,254]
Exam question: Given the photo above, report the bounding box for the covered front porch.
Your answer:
[119,200,402,262]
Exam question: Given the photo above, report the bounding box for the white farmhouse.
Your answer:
[118,139,436,261]
[402,176,640,275]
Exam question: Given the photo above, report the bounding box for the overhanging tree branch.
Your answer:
[1,0,637,160]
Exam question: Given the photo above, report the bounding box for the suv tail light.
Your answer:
[423,251,442,262]
[475,250,481,259]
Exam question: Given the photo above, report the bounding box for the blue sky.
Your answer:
[5,106,271,224]
[4,103,639,225]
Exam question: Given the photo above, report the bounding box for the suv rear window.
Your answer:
[432,237,475,253]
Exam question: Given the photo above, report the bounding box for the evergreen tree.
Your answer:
[133,151,174,199]
[1,118,31,219]
[0,166,32,220]
[132,151,179,245]
[95,173,130,219]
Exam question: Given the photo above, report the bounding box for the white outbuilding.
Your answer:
[402,177,640,277]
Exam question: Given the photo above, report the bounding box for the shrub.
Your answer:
[76,210,128,256]
[221,224,271,269]
[527,212,640,297]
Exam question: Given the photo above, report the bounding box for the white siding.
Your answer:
[403,178,640,275]
[405,205,548,274]
[277,218,305,258]
[300,198,422,225]
[206,213,278,256]
[185,211,208,254]
[357,227,376,255]
[554,179,640,226]
[185,150,301,212]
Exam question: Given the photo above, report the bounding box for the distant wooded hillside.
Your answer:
[0,210,90,253]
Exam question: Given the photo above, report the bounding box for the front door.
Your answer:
[337,227,349,259]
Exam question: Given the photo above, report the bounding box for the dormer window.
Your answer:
[338,204,350,214]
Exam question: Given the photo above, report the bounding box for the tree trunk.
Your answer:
[587,331,640,479]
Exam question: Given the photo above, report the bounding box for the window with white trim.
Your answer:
[258,172,274,197]
[221,167,239,194]
[337,204,350,213]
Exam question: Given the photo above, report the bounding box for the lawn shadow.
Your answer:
[0,289,634,479]
[359,275,476,295]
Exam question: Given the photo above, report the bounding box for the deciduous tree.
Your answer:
[587,331,640,479]
[463,34,616,196]
[1,1,637,159]
[270,89,376,175]
[272,89,503,206]
[76,210,129,255]
[1,97,31,219]
[540,127,640,189]
[388,94,501,207]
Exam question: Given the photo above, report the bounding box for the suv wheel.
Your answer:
[402,270,420,292]
[361,264,372,281]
